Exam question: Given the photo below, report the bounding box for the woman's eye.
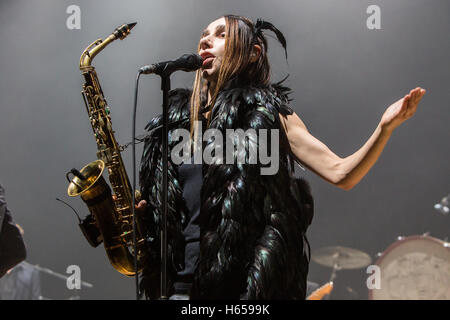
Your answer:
[220,33,226,38]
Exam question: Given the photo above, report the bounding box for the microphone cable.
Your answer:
[132,70,143,300]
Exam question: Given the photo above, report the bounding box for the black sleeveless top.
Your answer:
[173,159,202,294]
[172,112,208,295]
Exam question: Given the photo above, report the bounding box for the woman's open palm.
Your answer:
[381,87,426,132]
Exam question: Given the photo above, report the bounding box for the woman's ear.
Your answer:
[250,44,262,63]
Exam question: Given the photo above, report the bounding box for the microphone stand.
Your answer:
[131,70,173,301]
[135,54,202,300]
[22,261,93,288]
[133,73,170,300]
[160,75,170,300]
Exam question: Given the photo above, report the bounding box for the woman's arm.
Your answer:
[0,215,27,273]
[280,87,426,190]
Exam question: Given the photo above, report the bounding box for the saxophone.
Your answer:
[66,22,146,276]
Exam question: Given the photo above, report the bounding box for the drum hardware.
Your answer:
[329,262,340,284]
[312,246,372,270]
[312,246,372,299]
[443,237,450,247]
[345,286,359,299]
[38,295,80,300]
[23,261,93,288]
[434,193,449,215]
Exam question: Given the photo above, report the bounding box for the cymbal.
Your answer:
[312,246,372,270]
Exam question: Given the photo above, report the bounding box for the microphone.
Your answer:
[139,53,203,76]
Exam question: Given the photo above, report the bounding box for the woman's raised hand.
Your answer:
[380,87,426,132]
[112,194,147,214]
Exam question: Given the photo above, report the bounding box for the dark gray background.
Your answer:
[0,0,448,299]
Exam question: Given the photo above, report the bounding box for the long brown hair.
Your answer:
[189,15,272,140]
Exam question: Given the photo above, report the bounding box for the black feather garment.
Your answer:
[139,81,314,300]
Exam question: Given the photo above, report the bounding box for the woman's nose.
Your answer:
[200,35,212,50]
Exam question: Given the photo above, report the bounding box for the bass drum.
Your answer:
[369,235,450,300]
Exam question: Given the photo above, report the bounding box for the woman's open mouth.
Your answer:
[202,57,214,68]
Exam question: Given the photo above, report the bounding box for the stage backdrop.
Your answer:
[0,0,448,299]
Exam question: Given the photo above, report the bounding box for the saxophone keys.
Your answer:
[98,117,105,127]
[98,127,108,142]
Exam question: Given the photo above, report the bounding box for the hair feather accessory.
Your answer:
[254,18,288,59]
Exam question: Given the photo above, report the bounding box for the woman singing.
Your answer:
[137,15,426,300]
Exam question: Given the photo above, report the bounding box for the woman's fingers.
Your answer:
[138,200,147,207]
[136,200,147,210]
[413,89,422,102]
[401,95,410,114]
[113,194,147,213]
[405,87,426,117]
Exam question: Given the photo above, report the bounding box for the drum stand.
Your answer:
[312,246,372,299]
[329,262,341,284]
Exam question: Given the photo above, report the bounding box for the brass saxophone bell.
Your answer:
[67,159,144,276]
[67,160,108,249]
[67,160,107,200]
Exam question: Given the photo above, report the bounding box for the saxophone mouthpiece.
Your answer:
[114,22,137,40]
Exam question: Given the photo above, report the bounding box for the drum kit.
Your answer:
[310,193,450,300]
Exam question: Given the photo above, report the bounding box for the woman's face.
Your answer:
[199,17,226,83]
